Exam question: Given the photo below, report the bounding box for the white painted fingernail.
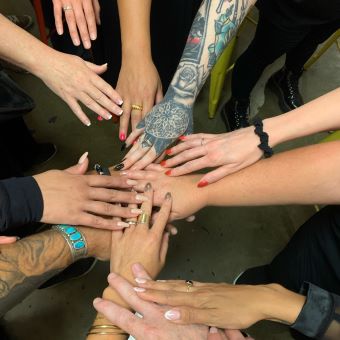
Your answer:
[85,121,91,127]
[135,278,147,284]
[117,109,123,116]
[117,221,130,228]
[209,327,218,334]
[90,33,97,40]
[186,215,196,222]
[106,114,112,120]
[127,179,138,186]
[118,99,124,106]
[136,194,148,201]
[133,287,146,292]
[78,152,89,164]
[164,310,180,321]
[131,208,143,214]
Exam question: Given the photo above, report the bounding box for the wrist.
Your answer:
[122,44,152,61]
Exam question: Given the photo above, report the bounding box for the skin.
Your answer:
[116,0,163,141]
[120,0,256,170]
[0,14,123,125]
[161,87,340,185]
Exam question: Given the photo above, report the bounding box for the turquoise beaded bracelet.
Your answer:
[52,224,88,262]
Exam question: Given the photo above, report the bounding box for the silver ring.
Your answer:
[63,5,73,11]
[201,138,204,146]
[127,221,137,226]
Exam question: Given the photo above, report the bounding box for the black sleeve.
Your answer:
[0,177,43,232]
[291,282,340,339]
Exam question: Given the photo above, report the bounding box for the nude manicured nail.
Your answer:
[164,310,180,321]
[127,179,138,186]
[85,121,91,127]
[145,183,152,191]
[136,194,148,201]
[106,114,112,120]
[209,327,218,334]
[117,221,130,228]
[133,287,146,292]
[131,208,143,214]
[120,171,128,176]
[78,151,89,164]
[90,33,97,40]
[135,278,147,284]
[93,297,103,305]
[116,109,124,116]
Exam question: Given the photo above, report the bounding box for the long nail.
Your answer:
[133,287,146,292]
[93,297,103,305]
[127,179,138,186]
[119,133,126,142]
[164,310,180,321]
[117,221,130,228]
[136,194,148,201]
[131,208,143,214]
[114,163,124,171]
[145,183,152,191]
[160,160,167,167]
[165,192,172,200]
[121,143,127,152]
[165,170,172,176]
[78,151,89,164]
[209,327,218,334]
[197,180,208,188]
[165,149,172,155]
[135,278,147,284]
[85,121,91,127]
[106,113,112,120]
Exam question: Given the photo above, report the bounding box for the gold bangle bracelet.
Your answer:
[87,325,128,336]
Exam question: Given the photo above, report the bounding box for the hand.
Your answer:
[119,95,193,171]
[117,56,163,141]
[34,153,146,230]
[93,263,208,340]
[110,183,172,279]
[52,0,100,49]
[37,51,123,126]
[161,128,263,186]
[209,329,253,340]
[122,165,205,221]
[133,279,305,329]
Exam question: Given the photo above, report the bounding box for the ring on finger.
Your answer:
[127,220,137,226]
[63,5,73,11]
[137,212,150,225]
[131,104,143,111]
[185,280,194,292]
[201,138,205,146]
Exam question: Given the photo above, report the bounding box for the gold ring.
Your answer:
[63,5,73,11]
[137,212,150,224]
[185,280,193,292]
[131,104,143,111]
[201,138,204,146]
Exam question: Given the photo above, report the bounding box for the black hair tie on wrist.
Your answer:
[253,117,274,158]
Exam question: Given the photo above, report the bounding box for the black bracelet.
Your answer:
[94,164,111,176]
[253,117,274,158]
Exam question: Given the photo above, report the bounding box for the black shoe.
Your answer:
[233,264,270,285]
[267,66,304,112]
[221,98,250,131]
[39,257,97,289]
[0,325,11,340]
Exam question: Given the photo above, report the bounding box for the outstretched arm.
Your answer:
[120,0,256,170]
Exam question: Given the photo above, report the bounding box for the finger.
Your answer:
[168,157,208,177]
[65,151,89,174]
[66,97,91,126]
[224,330,250,340]
[125,127,144,147]
[93,298,146,337]
[135,279,204,291]
[53,0,63,35]
[93,0,101,25]
[87,174,132,189]
[145,164,165,172]
[160,232,170,263]
[89,188,147,204]
[78,213,130,230]
[163,146,206,169]
[122,144,150,170]
[154,151,165,164]
[79,92,112,120]
[108,272,154,314]
[130,147,158,171]
[85,201,142,219]
[179,133,216,142]
[131,109,143,131]
[199,165,235,186]
[64,5,81,46]
[164,306,211,325]
[186,215,196,222]
[166,138,205,157]
[137,183,153,228]
[82,0,97,40]
[208,327,228,340]
[73,3,91,49]
[119,110,130,142]
[165,224,178,235]
[0,236,18,244]
[151,192,172,236]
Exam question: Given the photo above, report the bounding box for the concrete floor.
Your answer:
[1,1,340,339]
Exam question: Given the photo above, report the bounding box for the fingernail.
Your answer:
[120,171,128,176]
[131,208,143,214]
[116,109,124,116]
[165,170,172,176]
[186,215,196,222]
[197,180,209,188]
[114,163,124,171]
[160,160,167,167]
[16,236,21,241]
[127,179,138,186]
[179,136,186,141]
[145,183,152,191]
[78,151,89,164]
[135,278,147,284]
[120,133,126,142]
[74,39,80,46]
[57,28,63,35]
[90,33,97,40]
[136,194,148,201]
[117,221,130,228]
[165,192,172,200]
[97,115,104,121]
[85,121,91,127]
[164,310,181,321]
[165,149,172,155]
[84,40,91,49]
[118,99,124,106]
[106,114,112,120]
[93,297,103,305]
[209,327,218,334]
[108,272,118,281]
[133,287,146,292]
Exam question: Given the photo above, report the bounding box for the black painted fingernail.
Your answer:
[114,163,125,171]
[121,143,126,152]
[145,182,152,191]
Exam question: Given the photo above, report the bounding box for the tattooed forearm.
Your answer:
[0,230,72,315]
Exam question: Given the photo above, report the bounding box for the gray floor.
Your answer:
[1,1,340,339]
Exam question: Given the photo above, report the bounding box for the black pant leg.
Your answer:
[285,19,340,73]
[267,206,340,296]
[231,14,309,100]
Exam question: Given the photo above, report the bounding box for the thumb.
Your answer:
[199,165,233,186]
[0,236,19,245]
[65,152,89,175]
[85,61,108,75]
[164,307,206,325]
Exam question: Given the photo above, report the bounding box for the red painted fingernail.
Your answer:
[165,170,172,176]
[97,115,103,121]
[165,149,172,155]
[179,136,186,141]
[160,160,167,167]
[119,132,126,141]
[197,180,209,188]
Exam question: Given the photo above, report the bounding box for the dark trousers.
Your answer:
[232,13,340,100]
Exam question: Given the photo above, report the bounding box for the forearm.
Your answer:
[265,87,340,147]
[117,0,152,60]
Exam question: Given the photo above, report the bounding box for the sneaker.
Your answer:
[39,257,97,289]
[267,66,304,112]
[221,97,250,131]
[6,14,33,30]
